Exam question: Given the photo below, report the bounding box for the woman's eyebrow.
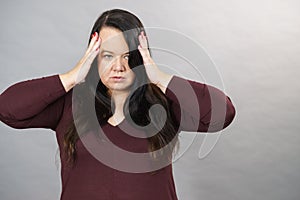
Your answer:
[101,49,130,54]
[101,50,114,54]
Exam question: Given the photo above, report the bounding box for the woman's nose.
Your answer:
[112,56,125,72]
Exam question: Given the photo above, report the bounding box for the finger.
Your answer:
[138,32,150,55]
[138,45,152,64]
[84,33,101,64]
[138,43,150,57]
[90,37,101,59]
[138,32,148,49]
[94,36,101,51]
[87,32,99,53]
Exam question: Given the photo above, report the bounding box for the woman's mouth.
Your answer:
[111,76,125,82]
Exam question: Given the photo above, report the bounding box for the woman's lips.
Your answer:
[111,76,125,82]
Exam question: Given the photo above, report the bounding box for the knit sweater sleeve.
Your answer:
[164,75,236,133]
[0,74,67,131]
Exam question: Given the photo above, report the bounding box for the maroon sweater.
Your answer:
[0,74,236,200]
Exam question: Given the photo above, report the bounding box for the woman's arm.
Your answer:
[0,32,101,131]
[136,31,236,132]
[164,75,236,133]
[0,74,67,131]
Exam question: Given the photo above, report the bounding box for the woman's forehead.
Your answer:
[99,27,129,54]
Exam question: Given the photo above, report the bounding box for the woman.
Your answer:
[0,8,236,200]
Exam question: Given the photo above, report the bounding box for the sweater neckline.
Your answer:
[106,117,126,127]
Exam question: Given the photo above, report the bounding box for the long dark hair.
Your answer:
[63,9,180,171]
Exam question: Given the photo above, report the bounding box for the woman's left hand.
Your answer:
[137,31,173,92]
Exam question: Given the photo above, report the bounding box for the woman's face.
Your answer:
[97,26,135,95]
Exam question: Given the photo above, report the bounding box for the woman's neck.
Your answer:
[110,90,129,117]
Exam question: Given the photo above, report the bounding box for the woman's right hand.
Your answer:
[59,32,101,92]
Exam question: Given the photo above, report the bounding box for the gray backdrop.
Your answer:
[0,0,299,200]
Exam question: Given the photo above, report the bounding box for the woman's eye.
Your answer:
[103,55,113,59]
[124,55,129,60]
